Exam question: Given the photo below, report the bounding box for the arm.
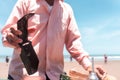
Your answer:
[1,0,27,48]
[65,5,91,70]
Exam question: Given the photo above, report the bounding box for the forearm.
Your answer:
[80,56,92,70]
[1,0,25,48]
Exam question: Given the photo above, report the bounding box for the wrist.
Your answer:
[81,56,92,70]
[86,66,92,73]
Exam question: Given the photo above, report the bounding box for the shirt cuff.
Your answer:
[2,32,16,48]
[81,57,92,70]
[2,32,7,42]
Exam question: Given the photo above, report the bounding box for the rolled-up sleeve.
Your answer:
[65,6,91,70]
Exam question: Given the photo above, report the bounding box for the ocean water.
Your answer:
[0,56,10,62]
[0,55,120,62]
[64,55,120,62]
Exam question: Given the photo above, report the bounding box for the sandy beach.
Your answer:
[0,60,120,79]
[64,60,120,80]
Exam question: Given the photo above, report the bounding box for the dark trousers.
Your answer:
[45,73,50,80]
[8,74,50,80]
[8,75,14,80]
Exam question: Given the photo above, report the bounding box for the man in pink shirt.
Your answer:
[1,0,105,80]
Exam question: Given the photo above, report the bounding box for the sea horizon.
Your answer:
[0,54,120,62]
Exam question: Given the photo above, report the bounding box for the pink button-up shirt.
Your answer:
[1,0,91,80]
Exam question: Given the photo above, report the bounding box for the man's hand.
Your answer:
[6,24,22,48]
[87,65,107,80]
[96,66,107,79]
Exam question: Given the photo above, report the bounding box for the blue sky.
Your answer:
[0,0,120,56]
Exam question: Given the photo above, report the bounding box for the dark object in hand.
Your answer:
[17,13,39,75]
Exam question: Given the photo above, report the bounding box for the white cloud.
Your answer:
[100,30,120,39]
[81,17,113,40]
[81,15,120,55]
[81,15,120,39]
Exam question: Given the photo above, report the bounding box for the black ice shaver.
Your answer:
[17,13,39,75]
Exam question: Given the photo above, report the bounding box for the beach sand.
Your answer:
[0,60,120,79]
[64,60,120,80]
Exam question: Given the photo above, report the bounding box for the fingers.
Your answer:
[5,25,35,48]
[95,68,103,79]
[96,71,107,80]
[95,65,106,75]
[96,67,105,75]
[6,33,22,44]
[94,65,107,80]
[10,27,22,36]
[6,27,23,47]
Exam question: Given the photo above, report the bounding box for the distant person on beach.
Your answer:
[70,56,73,62]
[5,56,9,63]
[104,54,108,63]
[1,0,106,80]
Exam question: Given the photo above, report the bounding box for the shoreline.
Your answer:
[1,55,120,62]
